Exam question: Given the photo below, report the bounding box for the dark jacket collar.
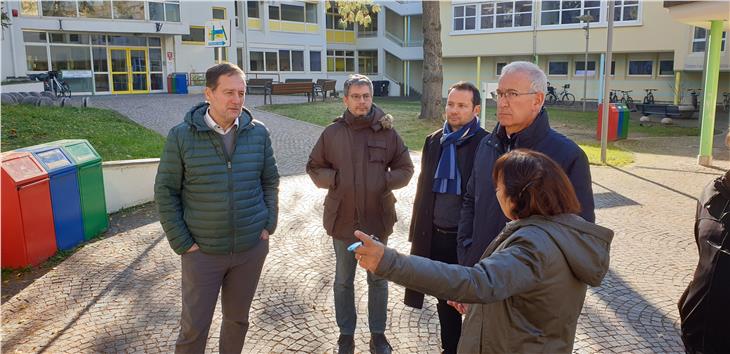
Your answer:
[341,104,386,131]
[491,108,551,150]
[184,102,254,133]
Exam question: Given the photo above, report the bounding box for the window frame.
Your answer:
[327,49,355,73]
[692,27,727,53]
[357,50,378,75]
[212,6,227,20]
[627,59,653,77]
[495,61,507,76]
[658,60,674,77]
[309,50,322,72]
[574,60,597,77]
[181,25,205,45]
[547,60,569,76]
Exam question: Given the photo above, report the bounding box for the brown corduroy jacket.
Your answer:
[306,105,414,243]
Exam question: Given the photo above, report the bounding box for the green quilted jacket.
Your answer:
[154,102,279,255]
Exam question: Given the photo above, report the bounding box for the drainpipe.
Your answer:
[697,20,723,166]
[673,71,681,105]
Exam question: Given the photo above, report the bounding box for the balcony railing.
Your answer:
[384,31,422,47]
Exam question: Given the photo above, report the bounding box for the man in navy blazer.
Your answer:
[457,61,595,268]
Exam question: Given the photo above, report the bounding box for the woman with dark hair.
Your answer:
[353,149,613,353]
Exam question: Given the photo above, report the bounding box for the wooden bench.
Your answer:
[314,79,338,101]
[264,82,314,104]
[246,78,273,94]
[285,78,313,83]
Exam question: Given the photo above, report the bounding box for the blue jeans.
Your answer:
[333,238,388,335]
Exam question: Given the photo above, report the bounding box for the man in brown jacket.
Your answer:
[307,74,414,354]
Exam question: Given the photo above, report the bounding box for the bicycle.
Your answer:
[545,83,575,106]
[29,70,71,98]
[617,90,634,106]
[688,88,702,109]
[643,88,658,105]
[722,92,729,112]
[609,89,620,103]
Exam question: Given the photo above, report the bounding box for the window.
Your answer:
[327,3,353,30]
[250,51,264,71]
[541,0,601,26]
[25,46,49,71]
[610,61,615,75]
[358,9,377,36]
[358,50,378,74]
[327,50,355,72]
[281,4,304,22]
[453,4,476,31]
[310,51,322,71]
[265,52,278,71]
[237,48,244,69]
[214,48,228,62]
[149,1,180,22]
[41,1,77,17]
[496,62,507,75]
[78,1,111,18]
[50,46,92,70]
[659,60,674,76]
[50,33,90,44]
[305,3,317,24]
[628,60,652,76]
[181,26,205,44]
[292,51,304,71]
[20,0,39,16]
[548,61,568,75]
[23,31,47,43]
[113,1,145,20]
[692,27,727,52]
[279,50,290,71]
[109,35,146,46]
[269,5,280,20]
[149,48,163,90]
[212,7,226,20]
[92,47,108,72]
[247,1,259,18]
[574,60,596,76]
[613,0,638,22]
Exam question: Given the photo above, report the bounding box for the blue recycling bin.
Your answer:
[19,145,84,250]
[174,73,188,94]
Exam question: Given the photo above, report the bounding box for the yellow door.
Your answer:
[110,48,149,94]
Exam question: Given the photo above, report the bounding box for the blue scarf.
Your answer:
[433,117,480,195]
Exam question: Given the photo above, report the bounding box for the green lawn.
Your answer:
[260,98,644,166]
[1,105,165,160]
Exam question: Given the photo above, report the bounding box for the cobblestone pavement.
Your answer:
[88,93,317,176]
[3,95,730,352]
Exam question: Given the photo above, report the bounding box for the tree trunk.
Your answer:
[419,1,443,121]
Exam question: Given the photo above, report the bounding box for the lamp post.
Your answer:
[577,14,594,112]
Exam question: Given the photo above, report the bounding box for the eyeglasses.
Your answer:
[348,93,372,101]
[490,90,537,103]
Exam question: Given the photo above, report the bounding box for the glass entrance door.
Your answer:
[110,48,149,94]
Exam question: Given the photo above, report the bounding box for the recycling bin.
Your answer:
[51,140,109,240]
[174,73,188,94]
[167,74,176,94]
[1,151,58,268]
[19,145,84,250]
[616,103,630,139]
[597,103,619,142]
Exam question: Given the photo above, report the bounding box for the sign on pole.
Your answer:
[205,20,231,48]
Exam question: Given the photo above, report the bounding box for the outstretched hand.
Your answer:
[353,230,385,272]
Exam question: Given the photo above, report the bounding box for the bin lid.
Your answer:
[1,151,48,185]
[52,139,101,166]
[32,147,75,173]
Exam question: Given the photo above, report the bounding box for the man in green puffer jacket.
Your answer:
[154,63,279,354]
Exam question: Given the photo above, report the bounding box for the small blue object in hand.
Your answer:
[347,242,363,252]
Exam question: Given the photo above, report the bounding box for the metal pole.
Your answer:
[583,22,589,112]
[217,47,223,64]
[601,2,615,164]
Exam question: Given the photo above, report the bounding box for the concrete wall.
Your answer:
[102,159,159,213]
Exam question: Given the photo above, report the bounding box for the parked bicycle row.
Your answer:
[27,70,72,98]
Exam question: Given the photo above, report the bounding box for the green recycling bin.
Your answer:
[51,139,108,240]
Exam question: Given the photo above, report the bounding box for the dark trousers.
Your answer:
[176,239,268,354]
[431,226,462,354]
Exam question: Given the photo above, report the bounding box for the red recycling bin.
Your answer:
[596,103,619,142]
[1,151,58,268]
